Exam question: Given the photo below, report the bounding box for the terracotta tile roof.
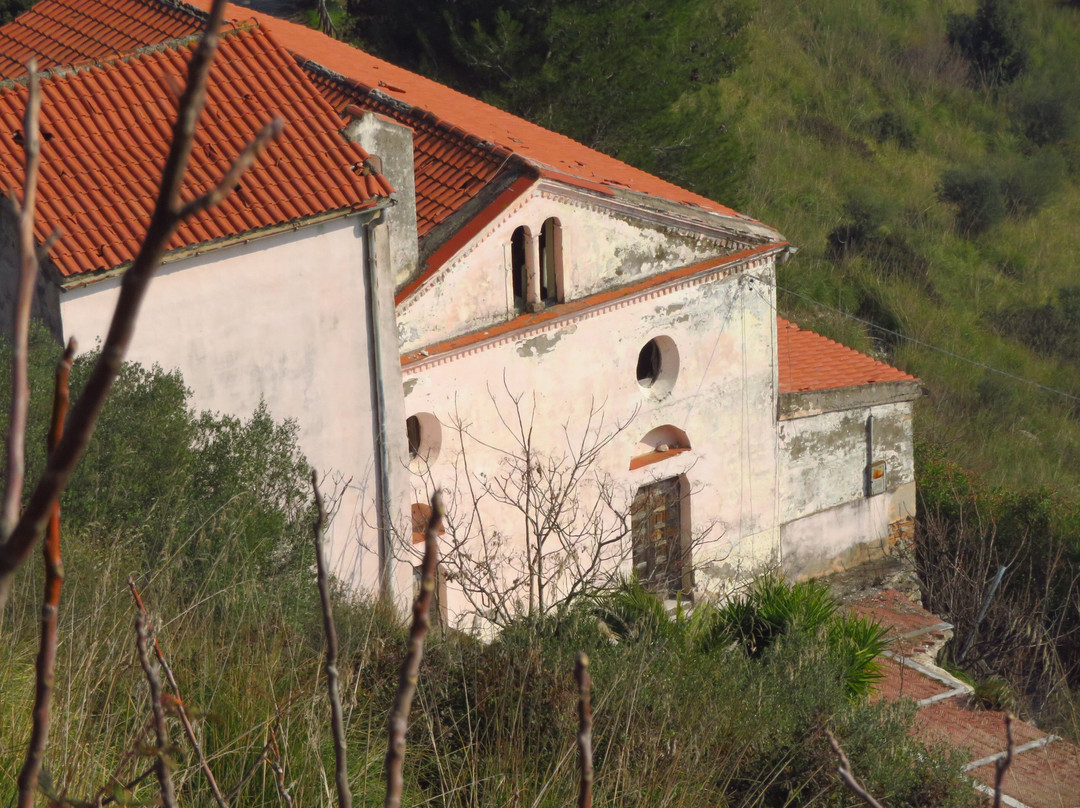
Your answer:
[0,0,517,241]
[0,0,201,79]
[1,0,772,279]
[306,71,510,237]
[777,317,917,393]
[178,0,755,223]
[0,24,391,278]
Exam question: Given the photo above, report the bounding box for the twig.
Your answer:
[575,652,593,808]
[826,730,886,808]
[14,339,73,808]
[0,0,281,613]
[992,713,1015,808]
[99,765,157,807]
[384,492,443,808]
[268,725,294,808]
[128,576,230,808]
[313,470,351,808]
[2,59,43,541]
[135,612,176,808]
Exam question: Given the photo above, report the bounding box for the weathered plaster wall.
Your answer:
[58,216,411,598]
[778,397,917,578]
[397,185,738,350]
[402,257,781,625]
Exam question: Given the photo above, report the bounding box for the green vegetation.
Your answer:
[2,539,977,807]
[917,447,1080,732]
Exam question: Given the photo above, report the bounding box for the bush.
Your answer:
[946,0,1028,85]
[938,165,1006,235]
[0,325,314,602]
[871,109,918,149]
[1013,83,1078,146]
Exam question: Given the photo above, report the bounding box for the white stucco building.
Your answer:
[0,0,923,622]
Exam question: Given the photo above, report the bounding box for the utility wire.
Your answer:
[771,283,1080,405]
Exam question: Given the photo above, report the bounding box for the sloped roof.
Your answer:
[0,0,200,79]
[306,70,512,238]
[777,317,917,393]
[0,0,760,229]
[0,24,391,278]
[183,0,750,221]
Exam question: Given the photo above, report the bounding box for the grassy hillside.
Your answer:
[719,0,1080,493]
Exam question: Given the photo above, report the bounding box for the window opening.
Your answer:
[406,415,421,459]
[637,339,662,386]
[539,217,561,303]
[631,476,692,599]
[511,226,528,310]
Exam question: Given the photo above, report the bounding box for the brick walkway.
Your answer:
[849,590,1080,808]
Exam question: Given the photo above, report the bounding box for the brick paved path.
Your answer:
[850,590,1080,808]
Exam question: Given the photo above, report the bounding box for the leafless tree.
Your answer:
[410,379,636,628]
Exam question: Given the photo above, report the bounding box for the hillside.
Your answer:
[725,0,1080,495]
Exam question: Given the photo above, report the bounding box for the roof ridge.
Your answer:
[0,18,256,91]
[299,59,526,170]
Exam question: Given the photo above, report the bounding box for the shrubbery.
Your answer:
[916,444,1080,723]
[946,0,1028,85]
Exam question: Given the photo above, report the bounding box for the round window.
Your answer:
[635,336,679,398]
[405,413,441,465]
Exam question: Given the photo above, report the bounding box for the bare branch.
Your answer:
[826,730,885,808]
[385,492,442,808]
[135,612,177,808]
[14,338,73,808]
[313,470,352,808]
[0,0,282,612]
[128,576,230,808]
[992,713,1015,808]
[269,726,294,808]
[177,118,284,220]
[575,652,593,808]
[2,59,44,540]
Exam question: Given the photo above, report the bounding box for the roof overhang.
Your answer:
[778,379,925,421]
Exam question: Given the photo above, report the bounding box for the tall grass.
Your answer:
[2,538,977,807]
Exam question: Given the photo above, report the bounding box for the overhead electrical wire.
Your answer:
[758,281,1080,406]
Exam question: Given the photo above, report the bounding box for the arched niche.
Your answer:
[629,425,691,471]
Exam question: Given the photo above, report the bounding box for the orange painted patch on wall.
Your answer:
[629,447,690,471]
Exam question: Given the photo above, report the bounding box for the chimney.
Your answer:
[343,111,419,291]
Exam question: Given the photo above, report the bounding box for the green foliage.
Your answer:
[708,574,840,656]
[947,0,1028,85]
[937,165,1007,234]
[0,325,313,602]
[871,109,918,149]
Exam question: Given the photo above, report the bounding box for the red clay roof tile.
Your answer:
[0,24,392,277]
[777,317,917,393]
[0,0,200,79]
[0,0,760,231]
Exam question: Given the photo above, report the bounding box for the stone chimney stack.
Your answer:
[343,111,419,291]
